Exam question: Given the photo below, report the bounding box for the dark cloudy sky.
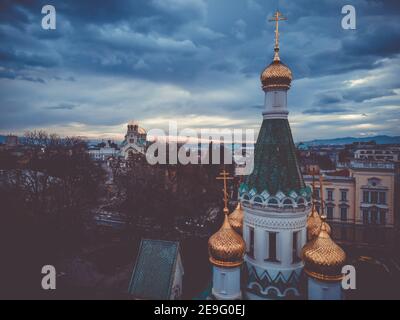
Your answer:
[1,0,400,141]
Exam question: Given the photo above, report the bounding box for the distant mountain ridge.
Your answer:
[2,134,400,146]
[0,135,121,146]
[300,135,400,146]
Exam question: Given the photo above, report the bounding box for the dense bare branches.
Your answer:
[1,130,106,228]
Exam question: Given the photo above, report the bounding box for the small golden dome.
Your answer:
[208,209,245,268]
[307,206,322,240]
[307,209,331,240]
[302,222,346,281]
[229,202,244,235]
[261,60,292,91]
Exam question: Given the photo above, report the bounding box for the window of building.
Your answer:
[341,191,347,201]
[363,191,369,203]
[267,232,278,262]
[378,192,386,204]
[340,207,347,221]
[327,190,334,201]
[327,206,334,220]
[292,231,301,263]
[371,191,378,204]
[248,227,255,258]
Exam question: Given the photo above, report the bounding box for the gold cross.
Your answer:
[216,169,233,212]
[268,10,287,60]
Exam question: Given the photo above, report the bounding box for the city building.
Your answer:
[304,160,397,247]
[354,148,399,162]
[88,140,119,161]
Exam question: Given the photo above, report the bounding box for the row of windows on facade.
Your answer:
[314,205,387,225]
[314,189,349,202]
[246,228,301,264]
[316,205,349,221]
[314,189,387,205]
[362,190,386,204]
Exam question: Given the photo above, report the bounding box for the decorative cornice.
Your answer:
[239,184,312,211]
[262,111,289,120]
[244,207,308,230]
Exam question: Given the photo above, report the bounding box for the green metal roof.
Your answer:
[128,239,180,300]
[245,118,305,195]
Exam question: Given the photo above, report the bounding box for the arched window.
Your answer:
[297,197,305,209]
[283,198,293,209]
[268,198,278,207]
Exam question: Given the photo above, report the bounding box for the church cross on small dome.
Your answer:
[216,169,233,214]
[268,10,287,61]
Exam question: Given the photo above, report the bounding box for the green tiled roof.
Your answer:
[245,118,305,195]
[128,239,180,300]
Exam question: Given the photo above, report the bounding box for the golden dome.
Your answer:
[307,209,331,240]
[307,206,322,240]
[208,209,245,268]
[261,59,292,91]
[229,202,244,235]
[302,221,346,281]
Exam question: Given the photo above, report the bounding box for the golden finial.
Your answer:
[311,168,316,206]
[268,10,287,61]
[216,169,233,213]
[319,174,325,216]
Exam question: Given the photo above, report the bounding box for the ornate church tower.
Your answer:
[239,11,312,299]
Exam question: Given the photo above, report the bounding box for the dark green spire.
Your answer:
[245,118,305,195]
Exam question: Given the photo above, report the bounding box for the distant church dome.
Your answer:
[261,59,292,91]
[208,208,245,268]
[302,220,346,281]
[229,202,244,235]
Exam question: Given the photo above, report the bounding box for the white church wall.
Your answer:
[308,277,343,300]
[263,90,288,119]
[212,265,241,300]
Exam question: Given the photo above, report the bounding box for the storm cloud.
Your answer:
[0,0,399,141]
